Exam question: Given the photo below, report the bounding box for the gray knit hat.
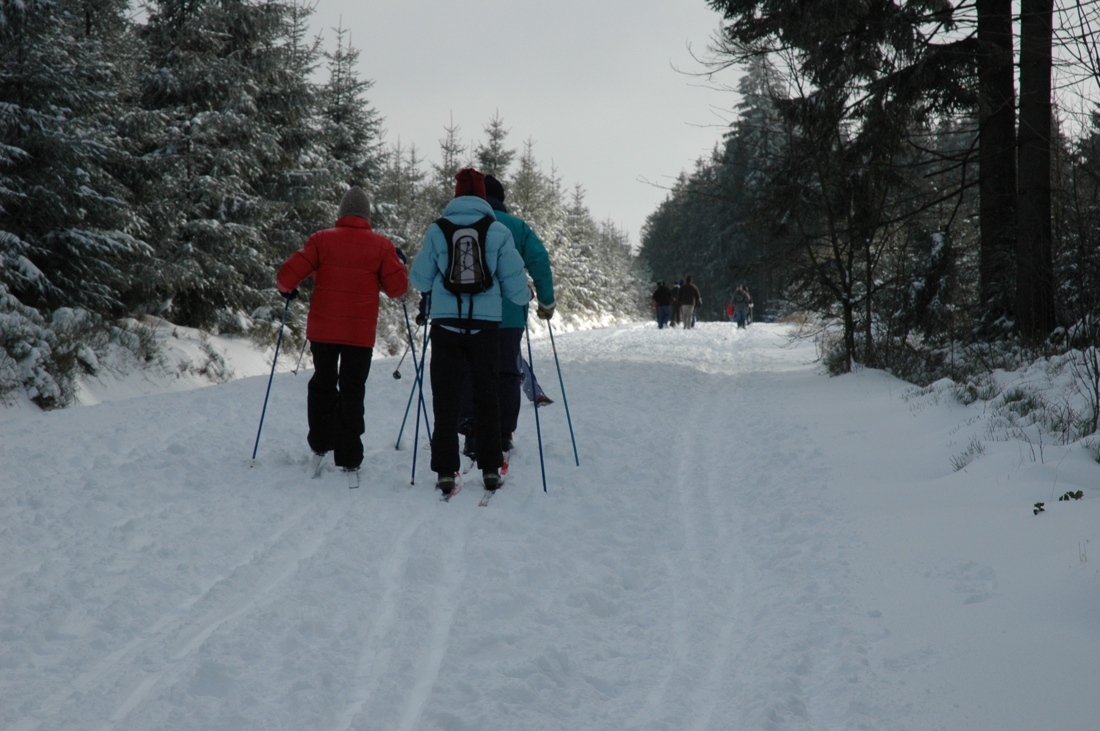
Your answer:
[337,186,371,221]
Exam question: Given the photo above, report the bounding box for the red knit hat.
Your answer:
[454,168,487,199]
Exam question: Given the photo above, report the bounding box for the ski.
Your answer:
[478,472,505,507]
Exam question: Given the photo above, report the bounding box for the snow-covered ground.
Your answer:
[2,321,1098,730]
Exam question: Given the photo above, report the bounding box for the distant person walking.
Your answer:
[669,281,682,327]
[679,275,701,329]
[652,281,673,329]
[732,285,752,328]
[276,186,409,487]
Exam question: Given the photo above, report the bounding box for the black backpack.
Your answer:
[434,215,495,319]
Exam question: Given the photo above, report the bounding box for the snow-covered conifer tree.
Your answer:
[428,120,469,214]
[321,23,385,192]
[475,113,516,180]
[260,1,340,272]
[371,142,436,354]
[507,139,564,242]
[138,0,310,328]
[0,0,149,316]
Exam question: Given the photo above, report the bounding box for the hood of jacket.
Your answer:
[440,196,497,225]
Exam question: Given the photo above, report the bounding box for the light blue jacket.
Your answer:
[409,196,531,322]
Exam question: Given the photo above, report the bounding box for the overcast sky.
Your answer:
[308,0,737,248]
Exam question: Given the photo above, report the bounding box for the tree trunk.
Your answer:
[977,0,1017,325]
[1016,0,1056,340]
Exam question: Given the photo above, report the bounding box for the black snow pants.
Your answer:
[457,327,524,438]
[429,324,503,476]
[307,342,373,469]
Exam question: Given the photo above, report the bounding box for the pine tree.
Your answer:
[138,0,306,328]
[262,0,337,269]
[0,0,149,316]
[554,185,597,315]
[371,141,434,354]
[475,113,516,179]
[373,142,432,253]
[429,118,468,213]
[507,139,563,238]
[322,23,385,191]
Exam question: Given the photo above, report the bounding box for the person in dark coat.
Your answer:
[652,281,673,329]
[679,275,702,329]
[277,186,409,487]
[732,285,752,328]
[669,281,682,326]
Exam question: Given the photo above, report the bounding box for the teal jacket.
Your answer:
[409,196,530,322]
[493,208,555,329]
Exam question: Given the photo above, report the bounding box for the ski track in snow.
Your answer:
[4,321,1100,730]
[10,495,324,731]
[332,514,430,731]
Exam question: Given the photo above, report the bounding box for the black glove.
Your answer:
[395,248,407,265]
[415,293,428,326]
[536,301,556,320]
[281,288,299,301]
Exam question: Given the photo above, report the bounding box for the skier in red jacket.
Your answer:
[277,187,409,486]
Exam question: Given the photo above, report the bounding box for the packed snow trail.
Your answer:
[3,322,1099,730]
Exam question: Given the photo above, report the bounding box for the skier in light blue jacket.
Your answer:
[408,168,530,496]
[458,174,555,460]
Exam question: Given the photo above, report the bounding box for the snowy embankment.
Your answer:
[2,322,1098,730]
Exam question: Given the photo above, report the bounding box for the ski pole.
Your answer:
[401,299,432,482]
[397,300,432,450]
[394,344,430,450]
[250,296,291,466]
[525,322,548,493]
[291,336,308,375]
[392,328,417,379]
[410,322,431,484]
[396,300,419,448]
[396,366,418,450]
[415,315,432,441]
[546,321,579,466]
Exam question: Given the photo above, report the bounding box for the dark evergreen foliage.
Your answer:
[1,0,150,316]
[640,0,1095,380]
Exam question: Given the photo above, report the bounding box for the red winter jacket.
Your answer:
[277,217,408,348]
